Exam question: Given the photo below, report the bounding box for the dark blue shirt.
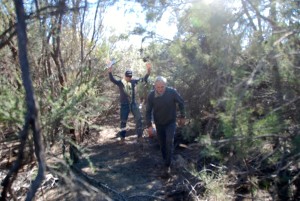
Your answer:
[146,87,185,126]
[109,72,149,104]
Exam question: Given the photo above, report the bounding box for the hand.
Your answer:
[147,126,154,138]
[106,60,114,72]
[106,66,112,73]
[178,118,185,127]
[146,62,151,72]
[107,60,116,68]
[111,59,117,66]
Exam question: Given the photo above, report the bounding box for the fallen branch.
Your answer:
[211,133,283,144]
[71,165,127,201]
[127,194,165,200]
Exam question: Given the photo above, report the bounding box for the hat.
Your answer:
[125,70,132,77]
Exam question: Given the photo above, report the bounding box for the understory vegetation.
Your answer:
[1,0,299,200]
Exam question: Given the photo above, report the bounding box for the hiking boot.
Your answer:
[161,166,171,179]
[166,166,171,174]
[137,136,143,143]
[119,137,125,145]
[137,136,144,148]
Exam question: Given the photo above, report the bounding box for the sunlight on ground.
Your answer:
[97,127,116,142]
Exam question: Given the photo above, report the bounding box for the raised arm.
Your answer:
[107,63,119,85]
[141,62,151,82]
[146,62,151,74]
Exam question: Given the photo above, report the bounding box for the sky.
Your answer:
[101,0,177,47]
[88,0,241,48]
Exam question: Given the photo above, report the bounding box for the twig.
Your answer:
[1,118,30,201]
[127,194,165,200]
[211,133,282,144]
[71,165,127,201]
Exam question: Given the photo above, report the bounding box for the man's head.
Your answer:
[125,70,132,81]
[154,76,167,95]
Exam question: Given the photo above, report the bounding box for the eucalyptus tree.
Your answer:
[0,0,119,199]
[1,1,46,200]
[217,0,300,199]
[127,0,300,199]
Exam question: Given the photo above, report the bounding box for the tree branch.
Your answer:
[3,1,46,201]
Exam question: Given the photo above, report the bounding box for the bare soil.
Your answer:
[70,113,198,201]
[1,110,274,201]
[36,111,200,201]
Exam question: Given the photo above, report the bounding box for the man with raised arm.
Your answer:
[108,62,151,144]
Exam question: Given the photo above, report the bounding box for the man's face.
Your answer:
[155,81,166,95]
[125,76,132,82]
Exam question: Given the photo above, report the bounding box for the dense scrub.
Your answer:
[1,0,299,200]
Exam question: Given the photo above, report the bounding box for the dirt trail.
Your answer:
[0,109,198,201]
[1,110,276,201]
[72,113,197,201]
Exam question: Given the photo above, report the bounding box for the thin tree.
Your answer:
[0,1,46,201]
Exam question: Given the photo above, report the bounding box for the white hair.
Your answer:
[155,76,167,84]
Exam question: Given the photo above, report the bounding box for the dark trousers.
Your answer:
[155,122,176,167]
[119,103,143,138]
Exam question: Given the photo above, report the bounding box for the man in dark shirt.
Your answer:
[108,62,151,144]
[146,76,185,177]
